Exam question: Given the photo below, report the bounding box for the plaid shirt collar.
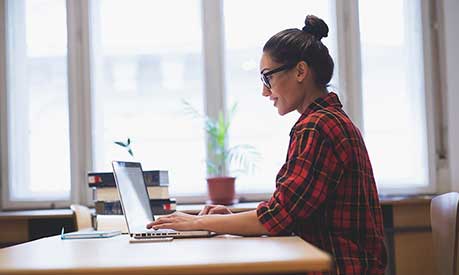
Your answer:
[290,92,343,137]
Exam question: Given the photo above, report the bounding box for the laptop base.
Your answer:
[129,237,173,243]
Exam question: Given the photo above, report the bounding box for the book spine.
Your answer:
[94,199,176,215]
[95,200,124,215]
[88,170,169,188]
[92,186,170,201]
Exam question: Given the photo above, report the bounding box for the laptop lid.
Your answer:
[112,161,213,239]
[112,161,153,235]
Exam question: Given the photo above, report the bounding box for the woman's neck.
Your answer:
[298,87,327,114]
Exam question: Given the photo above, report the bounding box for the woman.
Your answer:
[147,15,387,275]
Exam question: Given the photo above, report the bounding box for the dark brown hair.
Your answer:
[263,15,334,89]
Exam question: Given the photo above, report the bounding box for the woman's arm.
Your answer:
[199,210,271,235]
[146,210,271,236]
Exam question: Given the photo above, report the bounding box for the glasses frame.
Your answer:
[260,63,297,89]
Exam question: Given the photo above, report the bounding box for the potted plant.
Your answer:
[183,101,259,205]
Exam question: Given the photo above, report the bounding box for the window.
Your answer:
[4,0,70,203]
[0,0,441,209]
[223,0,337,194]
[359,0,433,191]
[90,0,207,196]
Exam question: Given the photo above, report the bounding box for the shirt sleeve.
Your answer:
[257,127,343,235]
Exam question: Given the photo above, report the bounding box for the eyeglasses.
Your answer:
[260,63,297,89]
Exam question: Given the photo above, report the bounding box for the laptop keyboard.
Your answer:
[132,229,179,238]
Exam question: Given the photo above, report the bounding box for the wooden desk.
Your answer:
[0,209,75,247]
[0,195,437,275]
[0,235,331,275]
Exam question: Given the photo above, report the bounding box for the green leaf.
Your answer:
[114,141,127,147]
[114,139,135,158]
[206,161,218,176]
[181,99,204,120]
[227,144,261,176]
[216,112,226,149]
[229,102,238,118]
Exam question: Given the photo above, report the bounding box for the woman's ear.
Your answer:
[296,61,309,83]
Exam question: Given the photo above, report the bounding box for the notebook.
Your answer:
[61,228,121,240]
[111,161,213,240]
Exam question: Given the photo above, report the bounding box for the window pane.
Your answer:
[91,0,206,195]
[223,0,336,193]
[6,0,70,200]
[359,0,429,188]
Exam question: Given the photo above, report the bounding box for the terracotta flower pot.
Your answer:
[206,177,236,205]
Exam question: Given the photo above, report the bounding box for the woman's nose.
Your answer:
[262,85,271,97]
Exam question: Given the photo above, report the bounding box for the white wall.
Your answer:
[441,0,459,191]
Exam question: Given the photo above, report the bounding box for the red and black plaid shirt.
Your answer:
[257,92,387,275]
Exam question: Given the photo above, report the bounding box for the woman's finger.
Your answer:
[153,217,174,225]
[208,206,231,215]
[151,223,176,230]
[198,206,209,216]
[199,205,215,215]
[146,216,173,228]
[208,207,219,214]
[153,221,193,231]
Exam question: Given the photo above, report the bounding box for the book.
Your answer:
[92,186,170,201]
[60,228,121,240]
[94,198,176,215]
[88,170,169,188]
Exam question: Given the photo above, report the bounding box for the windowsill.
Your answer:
[176,194,436,213]
[0,194,436,216]
[0,208,74,220]
[378,193,436,205]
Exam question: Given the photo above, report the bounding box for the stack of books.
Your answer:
[88,170,176,216]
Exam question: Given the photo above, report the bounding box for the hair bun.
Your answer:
[302,15,329,40]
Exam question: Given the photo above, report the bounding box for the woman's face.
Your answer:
[259,53,304,116]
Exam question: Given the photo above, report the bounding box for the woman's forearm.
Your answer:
[197,210,271,236]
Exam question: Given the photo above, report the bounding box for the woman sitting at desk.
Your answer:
[147,14,386,275]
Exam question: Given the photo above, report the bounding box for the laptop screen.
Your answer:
[112,161,153,233]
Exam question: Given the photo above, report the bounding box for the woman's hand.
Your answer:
[198,204,232,215]
[146,211,202,231]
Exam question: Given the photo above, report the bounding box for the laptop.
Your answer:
[111,161,212,240]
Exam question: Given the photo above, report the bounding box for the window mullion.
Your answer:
[201,0,227,175]
[419,0,439,193]
[0,0,7,209]
[67,0,92,205]
[335,0,364,131]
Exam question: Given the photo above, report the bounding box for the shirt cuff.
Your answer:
[256,198,294,235]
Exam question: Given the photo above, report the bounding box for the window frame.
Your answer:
[0,0,74,209]
[351,0,439,195]
[0,0,92,209]
[0,0,445,210]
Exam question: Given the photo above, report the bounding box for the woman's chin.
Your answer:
[277,106,295,116]
[277,108,288,116]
